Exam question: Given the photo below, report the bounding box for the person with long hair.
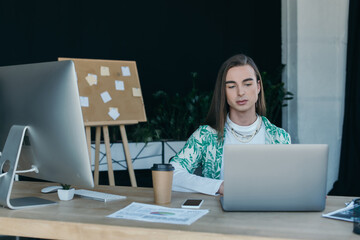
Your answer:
[170,54,291,195]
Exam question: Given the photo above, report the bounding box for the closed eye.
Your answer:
[225,80,237,89]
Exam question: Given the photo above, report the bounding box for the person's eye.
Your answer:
[227,85,236,89]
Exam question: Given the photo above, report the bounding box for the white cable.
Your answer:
[0,165,39,178]
[15,165,39,174]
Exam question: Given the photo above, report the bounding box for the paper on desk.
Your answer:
[322,201,358,222]
[107,202,209,225]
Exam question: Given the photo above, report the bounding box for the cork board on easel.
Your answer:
[58,58,147,126]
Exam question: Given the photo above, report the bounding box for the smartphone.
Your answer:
[181,199,204,209]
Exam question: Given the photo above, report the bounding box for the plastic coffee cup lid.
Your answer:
[151,164,174,171]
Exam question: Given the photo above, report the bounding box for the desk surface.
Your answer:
[0,181,358,240]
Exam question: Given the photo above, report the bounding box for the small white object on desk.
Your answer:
[75,189,126,202]
[58,188,75,201]
[41,186,63,193]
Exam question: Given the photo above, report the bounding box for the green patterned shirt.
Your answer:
[170,116,291,180]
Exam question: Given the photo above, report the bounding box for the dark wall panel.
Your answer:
[0,0,281,107]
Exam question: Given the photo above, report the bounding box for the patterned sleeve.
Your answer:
[170,127,205,174]
[277,128,292,144]
[262,116,292,144]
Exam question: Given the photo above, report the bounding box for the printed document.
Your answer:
[107,202,209,225]
[322,201,359,222]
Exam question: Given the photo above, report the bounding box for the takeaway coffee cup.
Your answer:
[151,163,175,204]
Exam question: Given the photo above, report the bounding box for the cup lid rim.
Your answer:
[151,163,174,171]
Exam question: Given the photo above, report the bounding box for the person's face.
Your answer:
[225,65,260,116]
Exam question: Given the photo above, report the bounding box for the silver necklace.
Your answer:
[226,116,262,143]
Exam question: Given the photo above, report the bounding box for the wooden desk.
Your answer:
[0,182,358,240]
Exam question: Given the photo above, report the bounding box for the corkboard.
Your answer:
[58,58,147,126]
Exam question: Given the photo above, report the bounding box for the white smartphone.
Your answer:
[181,199,204,209]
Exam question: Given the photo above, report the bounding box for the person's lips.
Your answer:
[236,100,248,105]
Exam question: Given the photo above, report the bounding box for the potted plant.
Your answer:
[57,184,75,201]
[261,65,294,124]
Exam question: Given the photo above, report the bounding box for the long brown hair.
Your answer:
[204,54,266,138]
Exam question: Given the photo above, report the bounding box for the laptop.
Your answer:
[220,144,328,212]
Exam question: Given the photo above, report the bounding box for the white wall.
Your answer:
[282,0,349,192]
[90,141,185,171]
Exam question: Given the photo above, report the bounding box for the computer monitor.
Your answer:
[0,60,94,209]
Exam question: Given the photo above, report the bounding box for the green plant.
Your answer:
[262,65,294,123]
[61,184,71,190]
[129,72,212,142]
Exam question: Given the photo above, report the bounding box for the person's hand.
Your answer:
[217,182,224,195]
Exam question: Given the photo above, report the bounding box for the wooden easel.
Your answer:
[85,123,137,187]
[60,58,147,188]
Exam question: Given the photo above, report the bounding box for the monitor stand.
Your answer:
[0,125,56,209]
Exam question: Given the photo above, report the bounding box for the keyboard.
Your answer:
[75,189,126,202]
